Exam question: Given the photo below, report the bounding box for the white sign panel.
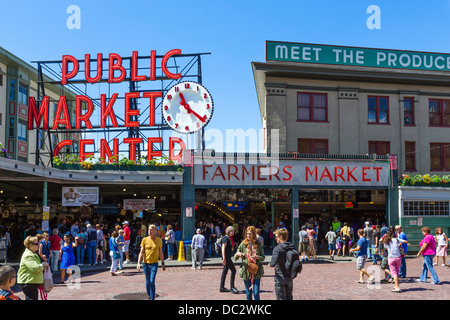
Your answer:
[123,199,155,211]
[194,160,389,187]
[62,187,99,206]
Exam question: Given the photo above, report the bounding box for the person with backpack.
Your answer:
[270,228,301,300]
[75,227,86,266]
[234,226,265,300]
[219,226,239,294]
[298,225,309,262]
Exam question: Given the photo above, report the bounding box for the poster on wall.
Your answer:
[62,187,99,206]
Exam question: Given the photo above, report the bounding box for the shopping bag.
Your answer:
[43,268,54,293]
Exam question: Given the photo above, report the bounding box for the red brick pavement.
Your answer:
[11,257,450,300]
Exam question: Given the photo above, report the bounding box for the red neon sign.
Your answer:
[29,50,186,163]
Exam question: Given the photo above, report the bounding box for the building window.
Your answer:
[297,92,327,122]
[430,143,450,171]
[429,99,450,126]
[8,118,14,138]
[403,201,449,216]
[18,121,28,142]
[9,79,15,101]
[368,96,389,124]
[404,97,414,126]
[405,141,416,171]
[298,139,328,154]
[18,84,28,105]
[0,74,3,87]
[368,141,390,155]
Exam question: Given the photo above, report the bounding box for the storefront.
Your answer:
[180,152,398,245]
[399,186,450,251]
[0,156,183,257]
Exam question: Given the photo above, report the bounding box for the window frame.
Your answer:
[404,141,416,172]
[296,92,328,122]
[403,201,449,217]
[430,142,450,171]
[298,138,329,154]
[429,98,450,127]
[368,140,390,155]
[403,97,415,126]
[367,95,390,125]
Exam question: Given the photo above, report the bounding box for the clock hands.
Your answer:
[179,93,206,122]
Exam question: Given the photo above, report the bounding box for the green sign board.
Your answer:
[266,41,450,72]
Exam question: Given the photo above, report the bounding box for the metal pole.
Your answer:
[43,181,47,206]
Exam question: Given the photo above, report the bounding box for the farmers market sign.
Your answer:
[266,41,450,72]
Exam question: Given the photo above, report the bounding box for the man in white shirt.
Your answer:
[191,229,206,270]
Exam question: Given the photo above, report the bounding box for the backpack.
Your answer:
[215,236,223,254]
[284,247,302,279]
[76,234,84,245]
[300,231,309,243]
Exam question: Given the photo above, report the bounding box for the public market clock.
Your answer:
[162,81,214,134]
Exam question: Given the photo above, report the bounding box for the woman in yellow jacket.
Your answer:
[17,236,49,300]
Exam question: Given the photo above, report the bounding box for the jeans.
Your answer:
[143,263,158,300]
[86,241,97,265]
[118,251,123,270]
[420,255,440,283]
[50,250,60,272]
[243,279,260,300]
[167,242,174,257]
[274,277,293,300]
[371,245,382,263]
[192,248,205,269]
[76,245,85,265]
[220,257,236,289]
[110,251,119,273]
[399,257,407,277]
[367,243,373,259]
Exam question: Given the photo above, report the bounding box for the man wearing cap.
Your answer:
[332,217,341,232]
[191,229,206,270]
[123,221,131,264]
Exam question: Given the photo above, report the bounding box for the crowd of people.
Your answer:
[0,215,449,300]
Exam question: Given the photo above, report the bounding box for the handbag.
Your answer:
[113,251,120,259]
[247,244,258,276]
[399,245,405,258]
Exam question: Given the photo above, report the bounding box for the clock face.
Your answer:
[162,81,214,134]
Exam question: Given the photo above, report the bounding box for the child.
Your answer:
[434,227,448,266]
[380,245,393,283]
[0,265,21,300]
[336,235,342,256]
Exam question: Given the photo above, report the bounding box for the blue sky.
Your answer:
[2,0,450,153]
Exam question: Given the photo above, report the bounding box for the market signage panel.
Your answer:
[194,160,389,187]
[123,199,155,211]
[62,186,99,206]
[266,41,450,72]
